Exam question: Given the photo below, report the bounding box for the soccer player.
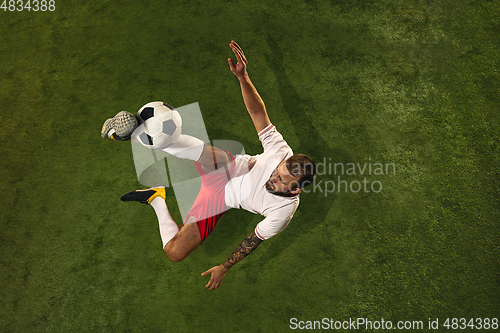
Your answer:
[115,41,316,289]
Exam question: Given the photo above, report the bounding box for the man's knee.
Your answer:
[198,145,231,172]
[164,246,188,262]
[163,218,201,262]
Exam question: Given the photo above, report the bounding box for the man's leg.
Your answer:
[161,133,232,173]
[163,216,201,262]
[150,196,179,247]
[124,138,232,261]
[197,145,232,174]
[121,187,201,262]
[160,147,232,262]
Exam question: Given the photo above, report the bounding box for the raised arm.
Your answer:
[228,40,271,133]
[201,231,263,290]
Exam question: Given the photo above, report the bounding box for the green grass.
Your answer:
[1,0,499,332]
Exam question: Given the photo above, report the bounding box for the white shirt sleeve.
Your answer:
[254,199,299,240]
[258,124,288,154]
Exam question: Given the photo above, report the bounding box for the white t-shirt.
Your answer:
[224,124,299,240]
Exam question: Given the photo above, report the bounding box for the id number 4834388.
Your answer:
[1,0,55,11]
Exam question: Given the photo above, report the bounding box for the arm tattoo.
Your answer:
[223,231,263,269]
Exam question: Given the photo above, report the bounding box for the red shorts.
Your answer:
[183,152,236,242]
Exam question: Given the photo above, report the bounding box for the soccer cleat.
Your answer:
[120,186,166,205]
[101,111,138,141]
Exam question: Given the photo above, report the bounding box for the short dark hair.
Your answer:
[286,154,316,188]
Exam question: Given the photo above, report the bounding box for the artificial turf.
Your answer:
[0,0,498,332]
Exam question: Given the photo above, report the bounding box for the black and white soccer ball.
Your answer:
[133,102,182,149]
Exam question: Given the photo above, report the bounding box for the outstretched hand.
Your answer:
[201,264,228,290]
[228,40,248,78]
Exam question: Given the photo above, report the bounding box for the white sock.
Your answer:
[150,197,179,248]
[162,134,204,161]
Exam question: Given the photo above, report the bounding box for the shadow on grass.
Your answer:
[211,34,354,285]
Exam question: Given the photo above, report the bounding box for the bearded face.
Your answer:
[264,162,301,197]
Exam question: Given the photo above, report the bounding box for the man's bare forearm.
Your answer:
[238,74,267,116]
[222,231,263,270]
[237,74,271,132]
